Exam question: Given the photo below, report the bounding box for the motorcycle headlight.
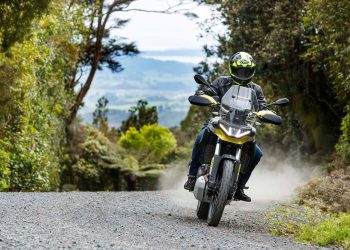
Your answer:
[219,123,252,138]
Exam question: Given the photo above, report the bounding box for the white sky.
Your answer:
[113,0,216,51]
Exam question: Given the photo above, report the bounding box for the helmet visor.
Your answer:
[232,67,254,79]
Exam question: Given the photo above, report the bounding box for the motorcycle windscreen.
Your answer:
[220,85,258,126]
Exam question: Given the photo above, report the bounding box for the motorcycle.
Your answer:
[188,74,289,227]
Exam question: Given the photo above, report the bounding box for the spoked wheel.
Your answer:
[207,160,235,227]
[196,201,210,220]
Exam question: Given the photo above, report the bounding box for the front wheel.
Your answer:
[207,159,236,227]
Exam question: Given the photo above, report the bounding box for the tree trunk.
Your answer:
[66,1,105,125]
[66,51,100,124]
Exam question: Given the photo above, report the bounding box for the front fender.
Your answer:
[208,154,239,193]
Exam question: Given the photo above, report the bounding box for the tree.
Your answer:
[66,0,200,124]
[301,0,350,167]
[119,124,177,164]
[92,96,109,134]
[120,100,158,133]
[65,0,139,124]
[0,0,51,51]
[0,1,81,191]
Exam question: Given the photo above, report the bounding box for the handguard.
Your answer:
[257,110,282,125]
[188,94,218,106]
[199,95,218,106]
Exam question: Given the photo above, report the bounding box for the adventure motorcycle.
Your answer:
[188,74,289,227]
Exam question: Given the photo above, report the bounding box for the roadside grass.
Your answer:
[266,203,350,249]
[266,169,350,249]
[297,212,350,248]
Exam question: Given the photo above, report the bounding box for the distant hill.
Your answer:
[142,49,203,64]
[143,49,203,57]
[80,52,202,128]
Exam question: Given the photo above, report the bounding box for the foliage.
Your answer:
[0,1,179,192]
[336,107,350,167]
[92,96,109,135]
[295,169,350,213]
[180,105,209,136]
[266,205,350,249]
[63,125,129,191]
[0,0,51,51]
[301,0,350,167]
[302,0,350,103]
[120,100,158,133]
[297,213,350,249]
[266,204,328,236]
[63,124,168,191]
[0,1,80,191]
[119,124,177,164]
[0,146,10,190]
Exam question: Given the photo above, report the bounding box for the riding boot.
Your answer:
[184,175,196,191]
[234,188,251,202]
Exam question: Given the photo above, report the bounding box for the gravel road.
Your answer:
[0,191,328,249]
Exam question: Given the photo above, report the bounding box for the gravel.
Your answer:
[0,191,329,249]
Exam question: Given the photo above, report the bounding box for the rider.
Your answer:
[184,52,267,202]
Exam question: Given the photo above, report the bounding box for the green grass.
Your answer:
[266,205,350,249]
[297,213,350,249]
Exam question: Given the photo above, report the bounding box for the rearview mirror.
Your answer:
[194,74,218,95]
[274,98,289,107]
[194,74,210,87]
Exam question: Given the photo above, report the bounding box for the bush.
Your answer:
[63,125,130,191]
[63,125,173,191]
[0,146,10,190]
[62,125,138,191]
[295,169,350,213]
[336,108,350,168]
[0,2,80,191]
[119,124,177,164]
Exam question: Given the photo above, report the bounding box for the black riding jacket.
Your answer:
[196,76,267,111]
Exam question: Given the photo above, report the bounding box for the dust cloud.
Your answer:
[247,153,321,201]
[158,162,188,191]
[159,152,321,202]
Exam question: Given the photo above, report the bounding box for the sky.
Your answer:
[114,0,217,53]
[80,1,224,124]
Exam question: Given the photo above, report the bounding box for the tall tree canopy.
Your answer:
[0,1,81,190]
[0,0,51,51]
[66,0,139,124]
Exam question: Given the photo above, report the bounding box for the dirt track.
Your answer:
[0,191,327,249]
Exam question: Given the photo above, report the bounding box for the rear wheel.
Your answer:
[207,160,235,227]
[196,201,209,220]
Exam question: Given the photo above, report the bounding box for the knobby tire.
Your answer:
[207,160,235,227]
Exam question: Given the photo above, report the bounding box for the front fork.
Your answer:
[207,138,242,194]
